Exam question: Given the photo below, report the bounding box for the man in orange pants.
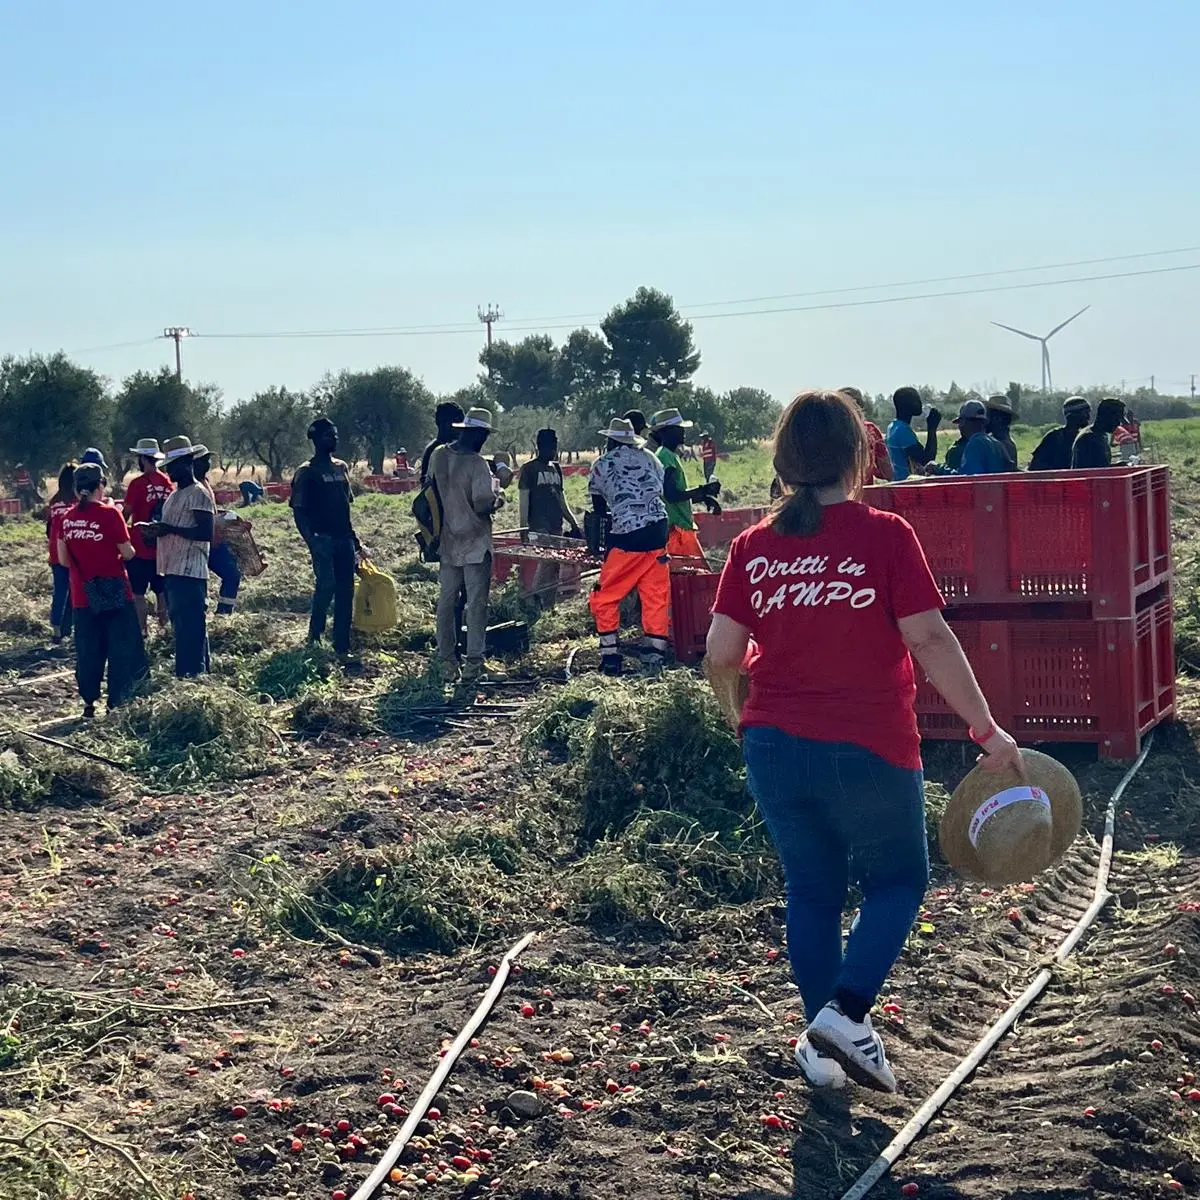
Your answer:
[649,408,721,565]
[587,417,671,676]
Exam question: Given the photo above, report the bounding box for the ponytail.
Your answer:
[772,482,825,536]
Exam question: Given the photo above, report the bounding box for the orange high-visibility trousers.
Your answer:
[589,548,670,637]
[666,525,708,568]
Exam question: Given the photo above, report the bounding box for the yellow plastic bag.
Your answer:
[352,560,397,633]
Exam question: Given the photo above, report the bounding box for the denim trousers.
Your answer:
[308,534,356,654]
[208,542,242,614]
[164,575,210,677]
[742,726,929,1021]
[50,564,73,636]
[74,602,148,706]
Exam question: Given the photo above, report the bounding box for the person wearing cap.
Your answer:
[885,387,941,481]
[122,438,173,634]
[291,418,360,661]
[985,396,1019,471]
[139,436,215,677]
[192,446,242,616]
[45,463,79,644]
[393,447,411,477]
[841,388,892,484]
[650,408,719,565]
[58,463,147,717]
[935,401,1008,476]
[1113,410,1142,464]
[1029,397,1091,472]
[706,389,1021,1095]
[587,417,670,675]
[429,407,506,684]
[1072,397,1126,469]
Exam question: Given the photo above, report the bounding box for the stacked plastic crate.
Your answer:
[864,466,1174,759]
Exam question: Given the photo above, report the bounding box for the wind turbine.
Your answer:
[991,306,1090,391]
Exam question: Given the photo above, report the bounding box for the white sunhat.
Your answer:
[598,417,642,445]
[452,408,495,431]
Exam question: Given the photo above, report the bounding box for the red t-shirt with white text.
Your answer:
[46,500,73,566]
[124,470,173,559]
[712,502,944,769]
[60,502,134,609]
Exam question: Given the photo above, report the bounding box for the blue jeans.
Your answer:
[50,564,73,637]
[743,727,929,1021]
[208,542,242,614]
[164,575,210,677]
[308,534,356,655]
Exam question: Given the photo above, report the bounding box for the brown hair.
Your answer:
[770,389,869,536]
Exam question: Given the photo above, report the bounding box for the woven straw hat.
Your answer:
[703,659,749,732]
[939,749,1082,885]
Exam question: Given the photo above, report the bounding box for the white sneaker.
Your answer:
[806,1002,897,1093]
[795,1033,847,1089]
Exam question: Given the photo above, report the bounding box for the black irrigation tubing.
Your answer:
[2,723,130,771]
[839,731,1156,1200]
[349,932,535,1200]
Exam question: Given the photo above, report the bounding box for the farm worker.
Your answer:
[394,447,411,476]
[421,402,464,486]
[14,463,38,510]
[490,451,515,490]
[1113,411,1142,463]
[943,422,969,472]
[291,418,361,662]
[699,431,719,482]
[841,388,892,484]
[239,479,265,506]
[46,462,78,644]
[1072,397,1126,469]
[587,417,670,676]
[192,446,241,615]
[935,401,1008,476]
[1029,397,1091,471]
[58,463,148,717]
[430,407,505,685]
[706,389,1022,1093]
[650,408,720,565]
[518,427,582,606]
[985,396,1019,471]
[885,386,941,481]
[122,438,173,635]
[142,437,215,678]
[622,409,649,438]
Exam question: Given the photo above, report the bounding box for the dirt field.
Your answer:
[0,451,1197,1200]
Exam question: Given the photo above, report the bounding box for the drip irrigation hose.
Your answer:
[4,723,130,770]
[349,932,535,1200]
[839,732,1155,1200]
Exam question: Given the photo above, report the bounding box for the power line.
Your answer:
[191,259,1200,342]
[64,337,160,356]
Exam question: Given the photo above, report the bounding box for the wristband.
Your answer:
[969,723,997,746]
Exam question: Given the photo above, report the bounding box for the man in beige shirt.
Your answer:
[429,407,505,683]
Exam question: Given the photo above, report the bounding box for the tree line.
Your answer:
[0,287,781,485]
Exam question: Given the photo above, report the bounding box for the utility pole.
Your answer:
[162,327,193,382]
[1150,374,1155,394]
[1191,374,1195,403]
[477,305,502,381]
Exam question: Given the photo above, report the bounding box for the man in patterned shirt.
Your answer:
[587,417,669,676]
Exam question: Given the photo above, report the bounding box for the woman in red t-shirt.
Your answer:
[45,462,78,644]
[708,390,1021,1094]
[57,464,148,717]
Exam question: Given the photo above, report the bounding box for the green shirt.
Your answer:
[655,445,695,531]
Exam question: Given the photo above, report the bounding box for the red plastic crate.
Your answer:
[694,506,768,549]
[0,498,21,515]
[265,481,292,501]
[864,466,1171,617]
[670,568,720,664]
[915,591,1175,758]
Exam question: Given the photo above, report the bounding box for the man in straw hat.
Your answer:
[428,407,506,685]
[985,395,1019,472]
[587,417,670,675]
[138,436,215,678]
[122,437,173,634]
[649,407,720,566]
[1029,397,1092,472]
[291,417,361,663]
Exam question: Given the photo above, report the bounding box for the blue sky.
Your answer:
[3,1,1197,406]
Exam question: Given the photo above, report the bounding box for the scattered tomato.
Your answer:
[335,1119,351,1133]
[290,1139,304,1153]
[378,1093,396,1107]
[231,948,246,959]
[520,1004,535,1018]
[1083,1106,1097,1118]
[230,1104,248,1119]
[231,1133,247,1144]
[901,1186,920,1198]
[427,1107,442,1121]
